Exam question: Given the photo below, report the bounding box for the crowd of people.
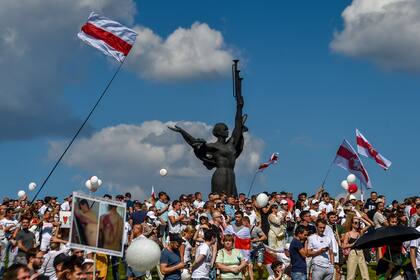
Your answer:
[0,187,419,280]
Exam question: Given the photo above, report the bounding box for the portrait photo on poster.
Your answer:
[70,192,126,257]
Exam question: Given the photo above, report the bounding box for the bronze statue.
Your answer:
[169,60,247,196]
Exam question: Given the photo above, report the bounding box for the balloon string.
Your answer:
[30,61,125,203]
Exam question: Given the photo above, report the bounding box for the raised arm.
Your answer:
[168,125,205,148]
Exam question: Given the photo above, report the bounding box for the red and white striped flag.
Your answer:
[356,129,391,170]
[334,139,372,188]
[258,152,279,172]
[78,12,137,62]
[224,225,251,260]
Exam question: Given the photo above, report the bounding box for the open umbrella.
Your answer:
[353,225,420,249]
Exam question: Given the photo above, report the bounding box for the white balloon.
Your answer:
[97,179,102,187]
[90,176,99,187]
[159,169,168,177]
[256,193,269,208]
[347,174,357,184]
[18,190,26,198]
[85,180,92,190]
[341,180,349,190]
[28,182,37,191]
[126,238,161,272]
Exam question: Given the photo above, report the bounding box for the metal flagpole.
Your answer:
[247,171,259,197]
[321,159,335,187]
[31,61,125,203]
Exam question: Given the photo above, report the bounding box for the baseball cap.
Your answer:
[311,199,319,204]
[147,211,157,219]
[349,194,357,200]
[280,199,288,205]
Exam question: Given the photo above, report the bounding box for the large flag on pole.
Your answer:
[356,129,392,170]
[258,152,279,172]
[78,12,138,62]
[334,139,372,188]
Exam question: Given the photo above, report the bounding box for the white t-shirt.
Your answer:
[307,234,332,268]
[191,243,212,279]
[244,211,257,226]
[319,202,334,213]
[310,209,320,218]
[183,238,193,264]
[193,200,205,209]
[0,218,19,238]
[409,226,420,269]
[60,201,70,211]
[168,210,182,234]
[40,222,53,251]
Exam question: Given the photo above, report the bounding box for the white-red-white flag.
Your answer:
[151,186,156,199]
[356,129,391,170]
[258,152,279,172]
[78,12,137,62]
[334,139,372,188]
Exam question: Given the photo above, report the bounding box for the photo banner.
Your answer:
[69,192,127,257]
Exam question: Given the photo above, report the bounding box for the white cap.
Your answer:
[311,199,319,204]
[147,211,157,219]
[280,199,288,205]
[82,259,94,265]
[349,194,357,200]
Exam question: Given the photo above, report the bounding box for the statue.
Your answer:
[169,60,247,196]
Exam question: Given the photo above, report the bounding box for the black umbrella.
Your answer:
[353,225,420,249]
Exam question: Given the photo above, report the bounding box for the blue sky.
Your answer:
[1,0,419,202]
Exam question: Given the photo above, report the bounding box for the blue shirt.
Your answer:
[130,210,147,225]
[160,248,181,280]
[289,238,307,273]
[156,200,169,222]
[224,204,236,220]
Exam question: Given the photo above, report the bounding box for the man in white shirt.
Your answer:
[244,201,257,226]
[307,219,334,280]
[410,225,420,279]
[319,192,334,214]
[191,229,216,279]
[193,192,205,209]
[60,195,72,211]
[309,200,320,220]
[168,200,184,234]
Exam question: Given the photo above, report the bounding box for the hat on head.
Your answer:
[349,194,357,200]
[311,199,319,204]
[82,259,94,266]
[280,199,288,205]
[147,211,157,219]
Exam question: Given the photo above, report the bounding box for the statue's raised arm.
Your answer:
[168,60,247,196]
[229,60,247,158]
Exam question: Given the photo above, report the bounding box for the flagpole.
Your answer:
[31,60,125,203]
[247,171,259,197]
[321,158,335,187]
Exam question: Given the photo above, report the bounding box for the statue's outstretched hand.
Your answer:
[168,125,182,133]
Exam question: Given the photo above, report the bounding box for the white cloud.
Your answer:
[48,120,264,198]
[127,23,235,80]
[0,0,136,141]
[0,1,235,141]
[331,0,420,71]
